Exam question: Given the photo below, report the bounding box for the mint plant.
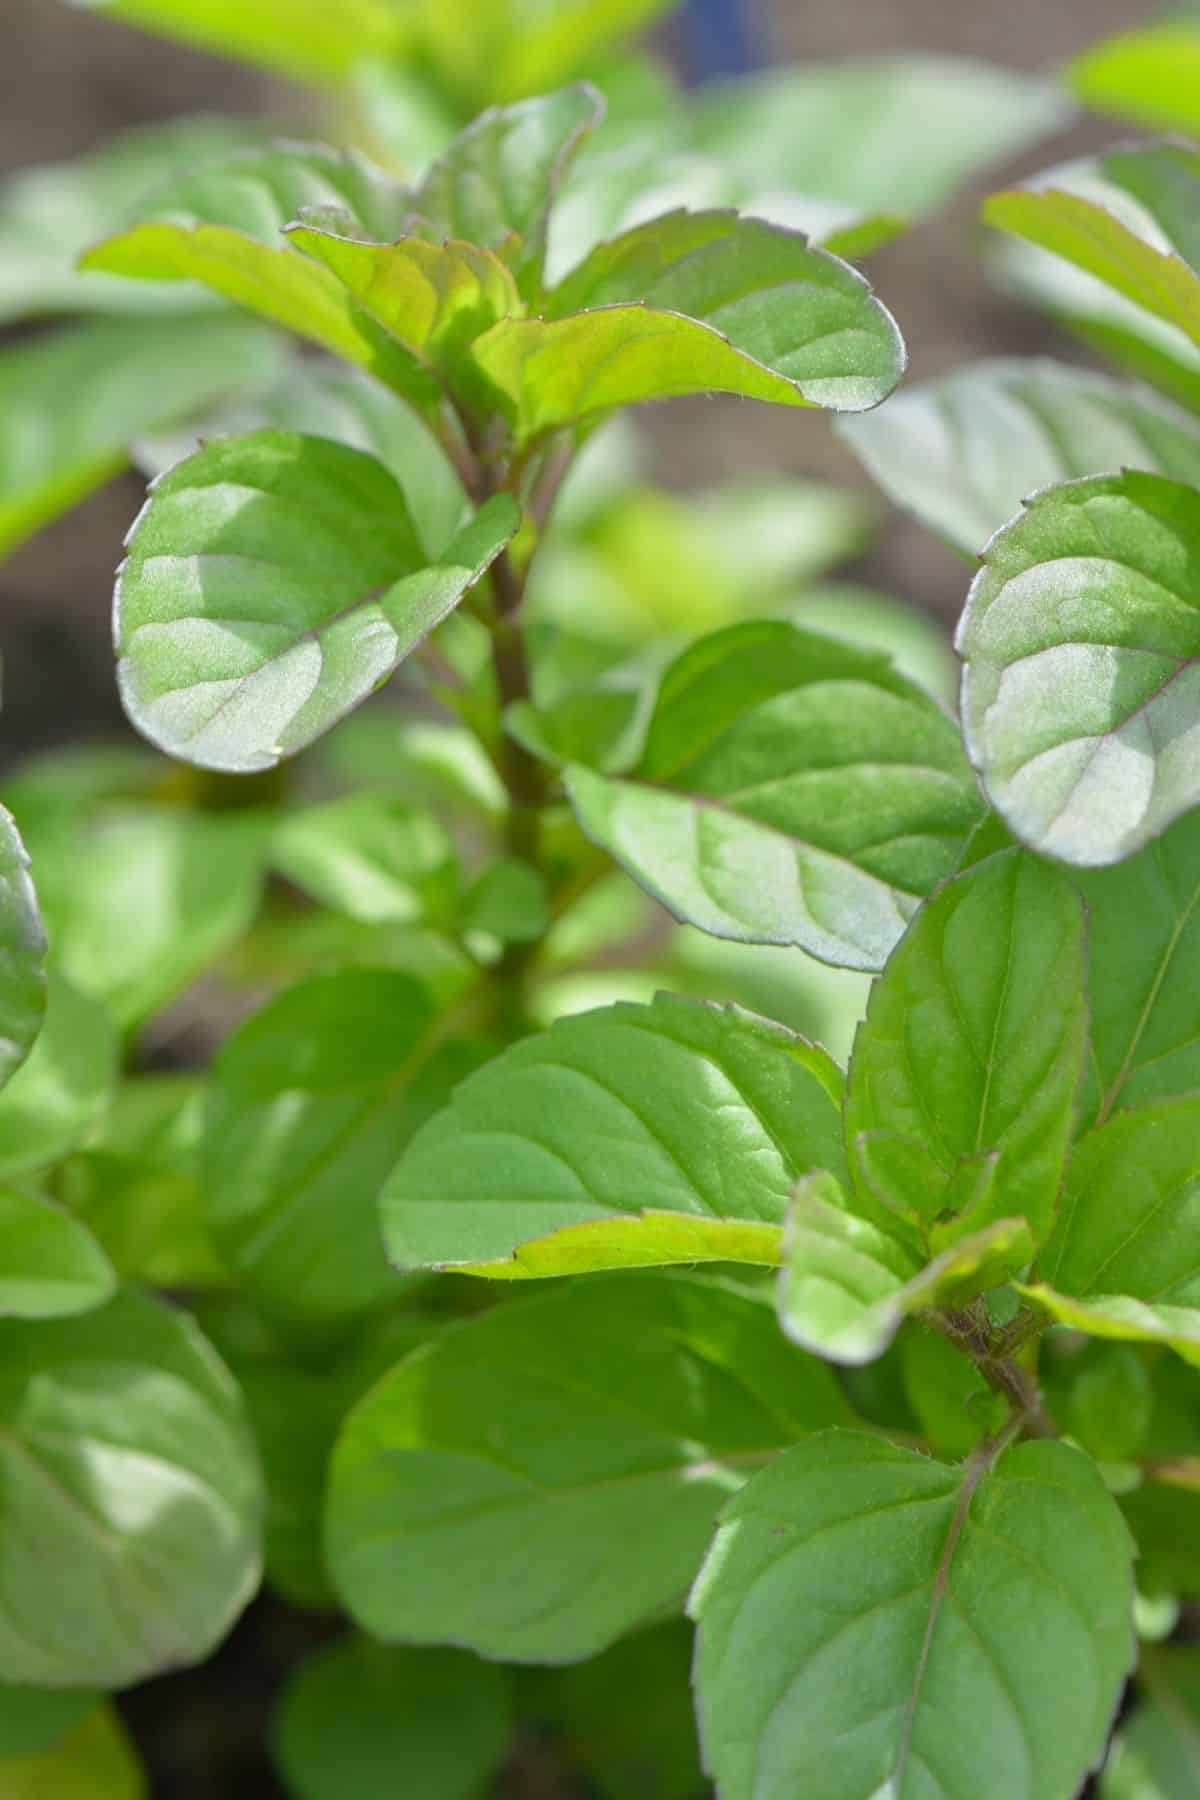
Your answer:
[6,4,1200,1795]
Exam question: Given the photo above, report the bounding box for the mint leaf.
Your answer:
[115,430,517,772]
[0,1290,261,1687]
[382,992,846,1276]
[0,1703,144,1800]
[1070,23,1200,136]
[959,471,1200,866]
[272,1639,511,1800]
[0,1190,114,1321]
[475,210,904,437]
[844,850,1087,1249]
[0,1686,96,1759]
[839,357,1200,557]
[778,1170,1032,1364]
[270,794,456,927]
[326,1275,850,1661]
[691,1431,1135,1800]
[1103,1646,1200,1798]
[565,621,980,972]
[73,0,403,83]
[0,974,117,1179]
[0,809,45,1092]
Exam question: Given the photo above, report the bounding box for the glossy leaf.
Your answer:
[272,1638,512,1800]
[476,210,904,437]
[566,620,981,972]
[1070,23,1200,136]
[839,357,1200,557]
[0,1703,146,1800]
[204,969,480,1321]
[0,1290,262,1687]
[845,851,1087,1249]
[0,1189,115,1321]
[326,1275,850,1662]
[73,0,403,83]
[1075,808,1200,1130]
[778,1170,1032,1365]
[382,991,846,1276]
[0,809,46,1092]
[959,471,1200,866]
[0,313,283,559]
[691,1431,1135,1800]
[0,974,118,1178]
[115,429,518,772]
[1102,1646,1200,1799]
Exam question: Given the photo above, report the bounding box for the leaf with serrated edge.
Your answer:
[474,209,904,439]
[778,1170,1032,1365]
[691,1430,1135,1800]
[959,470,1200,866]
[839,357,1200,558]
[565,620,981,973]
[115,430,518,772]
[382,991,845,1277]
[326,1275,851,1663]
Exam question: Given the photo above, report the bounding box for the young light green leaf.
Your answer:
[0,973,118,1179]
[272,1638,512,1800]
[1074,808,1200,1130]
[271,793,456,927]
[959,471,1200,866]
[778,1170,1032,1365]
[0,1684,97,1760]
[382,991,846,1277]
[475,210,904,438]
[73,0,404,83]
[839,357,1200,557]
[565,620,982,972]
[1070,23,1200,136]
[0,1703,146,1800]
[0,808,46,1092]
[0,313,283,560]
[420,0,673,109]
[115,430,518,772]
[1036,1095,1200,1326]
[1019,1287,1200,1369]
[691,1431,1135,1800]
[410,85,603,291]
[204,969,480,1321]
[1102,1645,1200,1799]
[326,1275,851,1662]
[0,1290,262,1687]
[845,850,1087,1249]
[0,1189,114,1320]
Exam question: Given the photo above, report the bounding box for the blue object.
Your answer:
[681,0,765,80]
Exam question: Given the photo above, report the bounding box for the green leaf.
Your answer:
[271,793,457,926]
[0,1289,262,1687]
[204,969,480,1321]
[81,146,425,399]
[0,115,267,322]
[1044,1343,1154,1465]
[839,357,1200,558]
[565,621,981,971]
[0,1703,146,1800]
[411,85,603,291]
[0,808,46,1093]
[1021,1097,1200,1364]
[984,145,1200,407]
[326,1274,851,1662]
[420,1,674,109]
[523,1622,703,1800]
[1074,809,1200,1130]
[0,1190,115,1321]
[845,851,1087,1250]
[30,809,265,1033]
[0,313,283,559]
[74,0,404,85]
[462,857,549,943]
[1122,1480,1200,1600]
[475,210,904,438]
[691,1430,1135,1800]
[778,1170,1033,1365]
[115,430,518,772]
[959,471,1200,866]
[1102,1645,1200,1799]
[900,1326,1000,1459]
[0,1686,97,1760]
[1070,23,1200,136]
[382,991,845,1276]
[272,1638,511,1800]
[0,973,117,1179]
